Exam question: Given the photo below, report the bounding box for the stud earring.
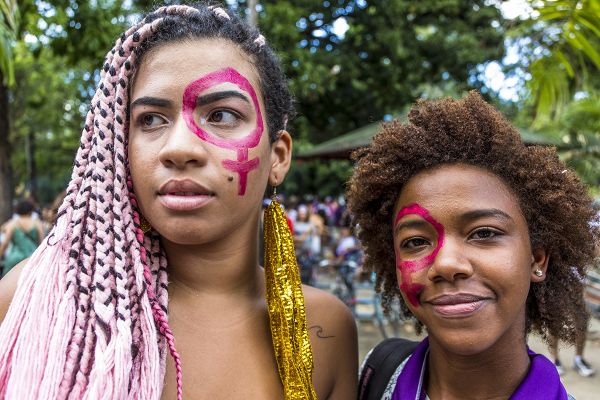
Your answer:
[534,269,543,277]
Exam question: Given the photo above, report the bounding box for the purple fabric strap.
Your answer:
[392,337,568,400]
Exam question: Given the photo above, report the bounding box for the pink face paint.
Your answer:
[394,203,445,307]
[182,67,264,195]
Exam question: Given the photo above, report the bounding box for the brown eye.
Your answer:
[207,110,240,125]
[140,114,166,128]
[402,237,430,249]
[470,228,502,240]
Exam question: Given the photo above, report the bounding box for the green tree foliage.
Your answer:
[0,0,18,86]
[538,95,600,191]
[505,1,600,192]
[5,0,142,207]
[254,0,505,143]
[284,159,353,198]
[236,0,506,196]
[10,41,85,203]
[508,0,600,125]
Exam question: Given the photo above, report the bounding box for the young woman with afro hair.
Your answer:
[350,92,598,400]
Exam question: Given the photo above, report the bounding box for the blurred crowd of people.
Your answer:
[0,191,65,277]
[273,194,363,302]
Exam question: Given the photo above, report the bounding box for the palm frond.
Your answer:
[518,0,600,124]
[0,0,18,86]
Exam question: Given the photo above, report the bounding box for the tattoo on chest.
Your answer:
[309,325,335,339]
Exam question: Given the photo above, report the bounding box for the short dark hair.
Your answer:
[347,92,599,344]
[135,2,294,141]
[15,199,35,215]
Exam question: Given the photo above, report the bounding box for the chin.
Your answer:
[155,225,215,245]
[428,328,498,357]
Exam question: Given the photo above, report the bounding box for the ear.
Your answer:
[268,130,292,186]
[530,247,550,283]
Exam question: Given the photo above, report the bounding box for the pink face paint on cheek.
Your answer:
[182,67,264,196]
[394,203,445,307]
[221,149,259,196]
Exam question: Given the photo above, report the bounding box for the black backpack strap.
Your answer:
[358,338,419,400]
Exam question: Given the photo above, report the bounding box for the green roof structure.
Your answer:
[296,121,559,160]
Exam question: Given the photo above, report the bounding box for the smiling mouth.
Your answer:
[425,294,491,317]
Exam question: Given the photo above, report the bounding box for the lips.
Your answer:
[158,179,214,211]
[424,293,492,317]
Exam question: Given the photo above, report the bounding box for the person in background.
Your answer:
[549,264,596,377]
[0,199,44,277]
[334,224,362,304]
[550,332,596,377]
[294,204,323,257]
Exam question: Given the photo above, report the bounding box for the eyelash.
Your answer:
[204,108,243,126]
[469,227,503,240]
[137,113,168,130]
[400,237,430,250]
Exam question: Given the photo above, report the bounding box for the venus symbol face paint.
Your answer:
[182,67,264,196]
[394,203,445,307]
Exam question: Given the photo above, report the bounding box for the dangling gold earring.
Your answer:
[140,215,152,234]
[263,179,317,399]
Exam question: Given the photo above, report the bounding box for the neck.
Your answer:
[161,215,263,303]
[426,322,530,399]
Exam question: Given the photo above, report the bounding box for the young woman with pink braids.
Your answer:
[0,3,357,399]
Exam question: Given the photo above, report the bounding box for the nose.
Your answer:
[158,117,208,169]
[426,236,473,282]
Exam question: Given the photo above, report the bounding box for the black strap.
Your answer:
[358,338,419,400]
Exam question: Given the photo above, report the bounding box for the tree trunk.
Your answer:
[26,129,36,196]
[247,0,258,27]
[0,73,13,223]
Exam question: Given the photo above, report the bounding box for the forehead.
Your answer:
[394,164,524,223]
[131,38,262,99]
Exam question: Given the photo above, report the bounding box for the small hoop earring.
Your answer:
[534,269,543,277]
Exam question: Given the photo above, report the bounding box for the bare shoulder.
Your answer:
[0,259,28,324]
[303,285,358,400]
[303,285,355,329]
[1,219,14,232]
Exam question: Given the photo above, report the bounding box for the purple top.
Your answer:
[392,337,569,400]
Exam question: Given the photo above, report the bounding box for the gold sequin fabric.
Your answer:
[264,200,317,399]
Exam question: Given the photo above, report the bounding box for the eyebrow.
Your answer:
[394,219,430,235]
[393,208,514,235]
[459,209,514,223]
[130,97,173,109]
[196,90,250,106]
